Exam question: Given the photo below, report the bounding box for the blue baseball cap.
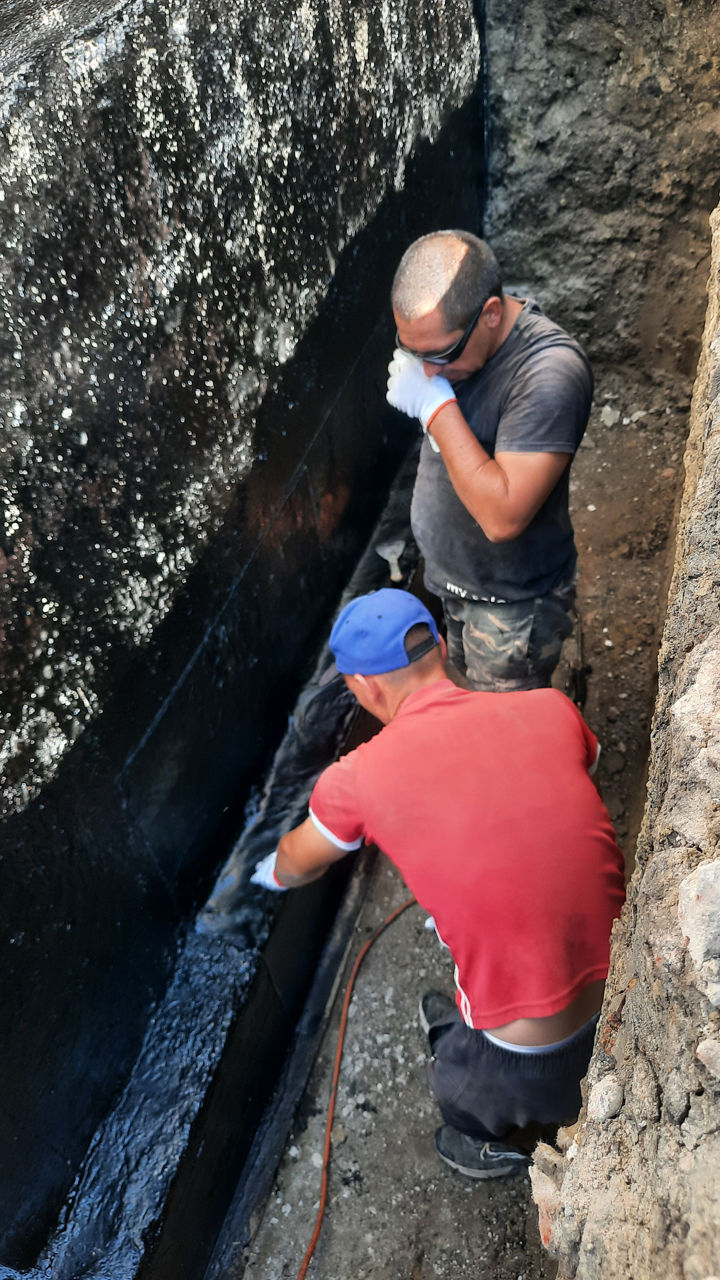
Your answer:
[329,588,440,675]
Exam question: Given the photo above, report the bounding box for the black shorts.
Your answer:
[426,1014,598,1140]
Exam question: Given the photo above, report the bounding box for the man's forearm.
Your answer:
[274,844,328,888]
[428,404,514,540]
[274,818,349,887]
[428,403,570,543]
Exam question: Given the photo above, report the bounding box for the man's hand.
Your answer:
[386,349,456,430]
[250,850,288,892]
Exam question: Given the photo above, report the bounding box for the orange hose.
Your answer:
[296,895,417,1280]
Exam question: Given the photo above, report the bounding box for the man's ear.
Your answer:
[439,635,448,666]
[484,296,503,330]
[345,672,383,711]
[354,673,385,710]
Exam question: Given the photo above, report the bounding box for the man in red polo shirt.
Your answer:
[251,589,625,1179]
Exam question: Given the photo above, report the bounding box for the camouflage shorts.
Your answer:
[443,583,575,692]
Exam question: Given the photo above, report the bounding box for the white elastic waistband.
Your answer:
[482,1013,600,1056]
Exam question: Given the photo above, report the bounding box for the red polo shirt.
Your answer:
[309,680,625,1029]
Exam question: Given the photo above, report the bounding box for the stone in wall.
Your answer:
[530,203,720,1280]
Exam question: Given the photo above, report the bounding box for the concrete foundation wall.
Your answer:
[0,0,482,1265]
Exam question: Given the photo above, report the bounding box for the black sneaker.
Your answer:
[434,1125,532,1180]
[419,990,457,1037]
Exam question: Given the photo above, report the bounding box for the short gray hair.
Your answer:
[391,230,503,330]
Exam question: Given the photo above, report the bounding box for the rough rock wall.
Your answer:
[0,0,482,1265]
[0,0,479,818]
[482,1,720,1273]
[484,0,720,378]
[531,201,720,1280]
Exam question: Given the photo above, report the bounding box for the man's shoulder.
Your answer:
[315,682,466,792]
[460,299,591,408]
[510,299,587,362]
[522,687,594,738]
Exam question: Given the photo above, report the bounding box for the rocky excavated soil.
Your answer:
[568,364,688,871]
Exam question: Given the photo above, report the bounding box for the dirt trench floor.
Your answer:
[237,362,690,1280]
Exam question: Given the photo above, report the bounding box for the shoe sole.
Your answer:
[435,1148,530,1180]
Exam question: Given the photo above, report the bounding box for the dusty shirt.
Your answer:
[411,298,593,603]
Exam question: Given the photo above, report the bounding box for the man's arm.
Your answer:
[426,402,570,543]
[274,816,352,888]
[386,350,571,543]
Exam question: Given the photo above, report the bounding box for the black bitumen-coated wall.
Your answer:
[0,0,483,1267]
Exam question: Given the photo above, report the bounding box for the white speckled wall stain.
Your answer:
[0,0,480,816]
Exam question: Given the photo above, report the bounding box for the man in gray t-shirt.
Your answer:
[387,230,593,692]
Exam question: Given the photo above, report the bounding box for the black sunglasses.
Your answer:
[395,299,489,366]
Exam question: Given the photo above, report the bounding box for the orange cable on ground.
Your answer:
[296,895,417,1280]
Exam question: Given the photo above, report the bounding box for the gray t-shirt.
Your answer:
[410,298,593,603]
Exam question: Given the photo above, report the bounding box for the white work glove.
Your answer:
[250,850,288,892]
[386,349,457,439]
[424,915,450,950]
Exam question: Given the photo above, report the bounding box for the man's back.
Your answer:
[310,679,625,1029]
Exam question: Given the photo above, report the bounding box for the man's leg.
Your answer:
[425,1022,530,1178]
[443,586,574,692]
[440,604,470,686]
[426,1021,525,1140]
[425,1018,597,1179]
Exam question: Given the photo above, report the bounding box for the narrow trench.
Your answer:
[568,363,686,871]
[207,34,697,1280]
[1,0,707,1272]
[227,359,688,1280]
[222,22,697,1269]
